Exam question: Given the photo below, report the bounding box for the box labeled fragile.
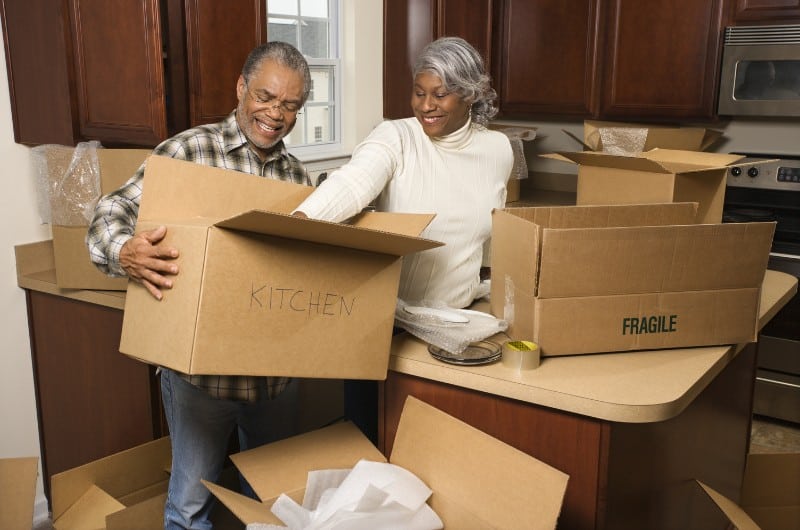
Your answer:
[119,155,441,379]
[204,396,570,530]
[38,146,151,290]
[490,202,775,356]
[542,148,749,224]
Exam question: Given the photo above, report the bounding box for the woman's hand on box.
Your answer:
[120,225,179,301]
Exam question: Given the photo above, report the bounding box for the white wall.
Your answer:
[0,40,52,525]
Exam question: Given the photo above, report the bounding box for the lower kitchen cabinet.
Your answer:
[379,343,757,530]
[24,290,165,499]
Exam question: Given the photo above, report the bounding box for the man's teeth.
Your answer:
[258,122,278,131]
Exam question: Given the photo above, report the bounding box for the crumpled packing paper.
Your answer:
[246,459,443,530]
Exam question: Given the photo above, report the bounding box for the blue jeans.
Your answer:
[160,368,297,530]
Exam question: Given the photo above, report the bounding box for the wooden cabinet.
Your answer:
[380,344,757,530]
[731,0,800,23]
[0,0,265,147]
[383,0,494,119]
[25,291,164,499]
[598,0,727,121]
[386,0,730,121]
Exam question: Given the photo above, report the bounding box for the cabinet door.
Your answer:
[493,0,602,117]
[69,0,168,146]
[0,0,78,146]
[185,0,266,126]
[599,0,726,121]
[732,0,800,23]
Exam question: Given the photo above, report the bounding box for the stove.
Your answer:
[723,153,800,424]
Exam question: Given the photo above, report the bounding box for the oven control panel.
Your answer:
[727,155,800,190]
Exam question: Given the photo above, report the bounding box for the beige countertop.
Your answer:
[389,269,797,424]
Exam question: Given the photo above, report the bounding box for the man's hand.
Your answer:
[119,225,179,301]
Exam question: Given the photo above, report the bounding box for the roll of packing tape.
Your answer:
[502,340,540,371]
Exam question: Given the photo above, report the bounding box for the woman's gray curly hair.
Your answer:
[412,37,498,127]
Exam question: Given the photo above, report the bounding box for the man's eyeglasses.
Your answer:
[245,85,302,116]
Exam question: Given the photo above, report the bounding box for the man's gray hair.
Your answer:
[242,41,312,104]
[413,37,498,126]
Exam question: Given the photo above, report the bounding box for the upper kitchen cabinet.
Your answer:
[731,0,800,23]
[0,0,265,147]
[598,0,727,121]
[492,0,602,117]
[383,0,494,119]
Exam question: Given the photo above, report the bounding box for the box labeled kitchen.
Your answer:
[575,120,723,154]
[490,202,775,356]
[119,155,441,380]
[541,149,748,224]
[204,396,570,530]
[33,144,151,291]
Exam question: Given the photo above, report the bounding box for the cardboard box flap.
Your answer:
[0,457,38,530]
[537,222,775,298]
[230,422,386,507]
[54,484,125,530]
[542,151,674,173]
[50,436,171,520]
[741,452,800,508]
[202,481,281,526]
[104,492,167,530]
[139,155,315,222]
[97,148,152,192]
[697,481,760,530]
[389,396,569,530]
[503,202,698,230]
[643,148,744,168]
[215,210,442,257]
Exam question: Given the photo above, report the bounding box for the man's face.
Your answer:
[236,59,305,156]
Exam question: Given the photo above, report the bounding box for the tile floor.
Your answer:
[750,414,800,453]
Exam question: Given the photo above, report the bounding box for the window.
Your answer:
[267,0,340,156]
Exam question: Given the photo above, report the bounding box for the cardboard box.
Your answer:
[541,148,747,224]
[49,437,170,530]
[0,457,38,530]
[490,202,775,356]
[740,452,800,530]
[38,146,151,290]
[569,120,723,153]
[119,155,442,379]
[204,396,570,529]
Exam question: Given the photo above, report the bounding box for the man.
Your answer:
[87,41,311,530]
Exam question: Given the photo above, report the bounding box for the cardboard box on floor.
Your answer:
[203,396,570,530]
[740,452,800,530]
[39,145,151,291]
[541,149,747,224]
[0,457,38,530]
[45,437,170,530]
[120,155,441,380]
[490,202,775,356]
[570,120,723,153]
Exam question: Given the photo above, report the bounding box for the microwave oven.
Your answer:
[718,24,800,117]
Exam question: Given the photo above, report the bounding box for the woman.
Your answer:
[295,36,513,309]
[294,37,513,443]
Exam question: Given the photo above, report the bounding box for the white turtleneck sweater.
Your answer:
[295,117,513,309]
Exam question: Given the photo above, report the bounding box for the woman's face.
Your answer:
[411,72,471,138]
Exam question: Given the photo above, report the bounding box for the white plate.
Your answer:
[403,306,469,323]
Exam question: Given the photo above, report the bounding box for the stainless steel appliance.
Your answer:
[718,24,800,117]
[723,153,800,424]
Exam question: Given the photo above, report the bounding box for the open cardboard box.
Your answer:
[120,155,442,379]
[48,437,170,530]
[541,148,751,224]
[740,452,800,530]
[565,120,724,153]
[0,456,39,530]
[490,202,775,356]
[37,145,151,290]
[203,396,570,529]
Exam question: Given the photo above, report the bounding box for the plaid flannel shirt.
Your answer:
[87,111,310,401]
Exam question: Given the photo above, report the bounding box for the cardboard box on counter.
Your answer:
[120,155,441,380]
[204,396,570,530]
[566,120,723,153]
[541,148,747,224]
[490,202,775,357]
[740,452,800,530]
[47,437,170,530]
[36,145,151,291]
